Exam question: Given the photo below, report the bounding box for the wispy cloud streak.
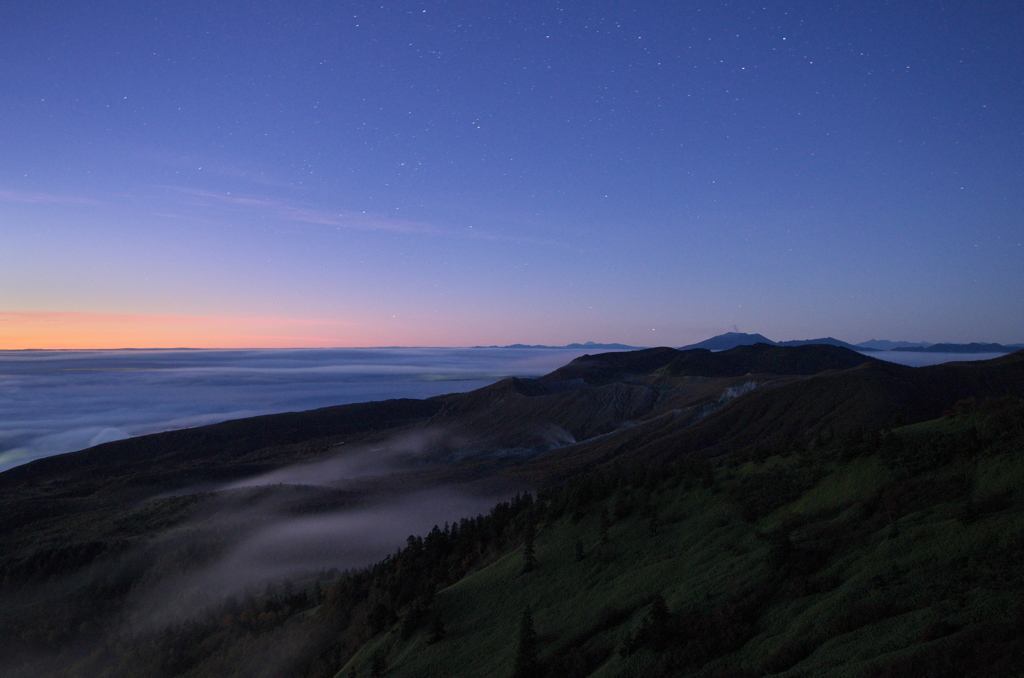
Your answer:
[160,186,443,235]
[0,188,104,206]
[156,185,557,245]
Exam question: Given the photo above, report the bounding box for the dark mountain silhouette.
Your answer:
[494,350,1024,487]
[682,332,871,352]
[679,331,776,350]
[775,336,868,350]
[541,343,879,384]
[617,350,1024,462]
[681,333,1023,355]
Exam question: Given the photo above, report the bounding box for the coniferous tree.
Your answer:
[368,601,398,634]
[400,596,432,639]
[598,508,611,544]
[370,648,387,677]
[427,613,446,644]
[643,501,660,537]
[512,606,540,678]
[522,521,537,574]
[647,593,671,651]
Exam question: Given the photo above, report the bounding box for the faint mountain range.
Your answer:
[682,332,1024,354]
[474,341,642,350]
[893,342,1024,354]
[680,332,865,352]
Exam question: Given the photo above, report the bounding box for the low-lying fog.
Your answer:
[124,424,517,631]
[3,424,512,665]
[0,347,621,472]
[130,482,504,631]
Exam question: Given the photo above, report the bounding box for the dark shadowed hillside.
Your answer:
[2,348,1023,678]
[541,343,879,384]
[502,351,1024,486]
[0,398,442,498]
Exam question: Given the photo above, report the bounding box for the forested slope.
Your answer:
[2,350,1023,677]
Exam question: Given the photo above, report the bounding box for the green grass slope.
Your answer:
[342,398,1024,678]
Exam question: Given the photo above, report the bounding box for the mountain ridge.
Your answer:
[3,347,1024,678]
[681,331,1023,353]
[542,343,880,384]
[471,341,642,350]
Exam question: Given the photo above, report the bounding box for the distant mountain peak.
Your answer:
[680,332,776,351]
[682,333,883,353]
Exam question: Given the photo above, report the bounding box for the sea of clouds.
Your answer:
[0,347,617,473]
[0,346,1003,474]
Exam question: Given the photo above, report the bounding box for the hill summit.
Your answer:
[681,332,868,352]
[679,332,776,350]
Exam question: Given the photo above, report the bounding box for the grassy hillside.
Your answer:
[3,350,1024,677]
[341,398,1024,678]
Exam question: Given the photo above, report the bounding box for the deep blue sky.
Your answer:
[2,1,1022,347]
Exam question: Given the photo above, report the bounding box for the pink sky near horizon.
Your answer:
[0,310,384,349]
[2,309,663,349]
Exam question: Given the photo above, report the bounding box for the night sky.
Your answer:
[2,1,1022,348]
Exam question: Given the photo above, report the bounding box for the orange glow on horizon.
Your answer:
[0,311,369,349]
